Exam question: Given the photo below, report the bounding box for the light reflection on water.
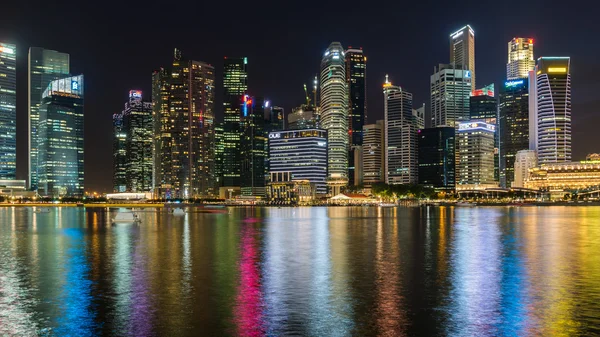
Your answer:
[1,206,600,336]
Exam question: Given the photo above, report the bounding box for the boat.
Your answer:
[456,201,476,207]
[172,208,186,216]
[34,207,51,214]
[112,211,141,224]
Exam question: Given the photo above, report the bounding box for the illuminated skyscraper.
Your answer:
[499,79,530,187]
[153,49,215,198]
[362,120,385,187]
[507,38,535,80]
[320,42,348,194]
[345,47,367,186]
[0,43,16,180]
[241,96,267,196]
[383,76,417,185]
[37,75,84,197]
[530,57,571,165]
[222,57,248,189]
[470,88,498,181]
[112,90,153,193]
[28,47,70,189]
[288,105,318,130]
[430,63,472,127]
[450,25,475,90]
[513,150,537,188]
[457,121,496,188]
[412,104,425,130]
[152,67,169,193]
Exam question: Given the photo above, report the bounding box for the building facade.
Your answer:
[412,104,425,130]
[37,75,84,197]
[470,90,498,181]
[362,120,385,187]
[383,76,417,185]
[268,129,328,195]
[320,42,348,194]
[499,78,530,188]
[531,57,571,165]
[0,43,16,180]
[456,121,496,188]
[28,47,70,189]
[450,25,475,90]
[222,57,248,189]
[513,150,537,188]
[345,47,367,186]
[525,156,600,197]
[152,68,169,194]
[417,127,455,190]
[112,90,153,193]
[241,96,267,197]
[288,105,318,130]
[153,49,216,198]
[507,38,535,80]
[430,64,472,128]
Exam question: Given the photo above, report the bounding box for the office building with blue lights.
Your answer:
[0,43,16,181]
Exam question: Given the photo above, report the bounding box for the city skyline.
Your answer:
[1,2,598,192]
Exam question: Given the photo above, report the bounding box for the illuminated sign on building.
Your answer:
[129,90,142,99]
[505,79,524,87]
[0,46,14,54]
[71,80,79,90]
[465,71,471,78]
[458,121,495,133]
[548,67,567,73]
[268,133,280,139]
[317,141,326,146]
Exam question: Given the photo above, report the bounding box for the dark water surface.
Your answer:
[1,206,600,336]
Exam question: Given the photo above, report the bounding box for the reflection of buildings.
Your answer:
[234,226,264,336]
[38,75,85,197]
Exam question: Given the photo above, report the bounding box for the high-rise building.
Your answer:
[112,90,153,193]
[153,49,215,198]
[471,83,494,97]
[456,121,496,188]
[362,120,385,187]
[530,57,571,165]
[222,57,248,189]
[268,129,328,195]
[241,95,267,197]
[214,123,224,189]
[152,67,169,195]
[265,105,285,132]
[412,104,425,130]
[499,78,530,188]
[345,47,367,186]
[320,42,348,194]
[0,43,16,181]
[513,150,537,188]
[450,25,475,90]
[288,105,318,130]
[418,127,455,190]
[507,38,535,80]
[430,64,472,128]
[470,90,498,181]
[383,76,417,185]
[28,47,70,189]
[37,75,84,197]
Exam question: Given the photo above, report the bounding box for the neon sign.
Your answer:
[458,121,495,133]
[268,133,280,139]
[71,80,79,90]
[505,80,524,87]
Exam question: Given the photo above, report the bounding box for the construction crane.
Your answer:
[303,84,311,106]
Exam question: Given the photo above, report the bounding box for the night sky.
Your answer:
[1,1,597,193]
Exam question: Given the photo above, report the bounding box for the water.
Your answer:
[1,206,600,336]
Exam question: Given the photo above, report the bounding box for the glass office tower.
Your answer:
[0,43,16,180]
[37,75,84,197]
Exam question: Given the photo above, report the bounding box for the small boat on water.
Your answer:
[112,211,141,224]
[456,201,476,207]
[172,208,186,216]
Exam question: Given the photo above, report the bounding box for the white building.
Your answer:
[384,76,417,185]
[457,121,497,188]
[507,38,535,80]
[362,120,385,186]
[513,150,537,188]
[450,25,476,90]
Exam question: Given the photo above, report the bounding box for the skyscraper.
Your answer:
[37,75,84,197]
[450,25,475,90]
[430,64,472,128]
[0,43,16,180]
[241,95,267,197]
[456,121,496,188]
[153,49,215,198]
[418,127,455,190]
[320,42,348,194]
[499,79,530,188]
[470,89,498,181]
[28,47,70,189]
[513,150,537,188]
[264,104,285,132]
[362,120,385,187]
[507,38,535,80]
[383,76,417,185]
[222,57,248,190]
[412,104,425,130]
[112,90,153,193]
[345,47,367,186]
[288,105,318,130]
[531,57,571,165]
[152,67,169,195]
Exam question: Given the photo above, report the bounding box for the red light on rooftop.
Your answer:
[529,39,533,44]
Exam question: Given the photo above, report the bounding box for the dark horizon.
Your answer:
[2,0,598,193]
